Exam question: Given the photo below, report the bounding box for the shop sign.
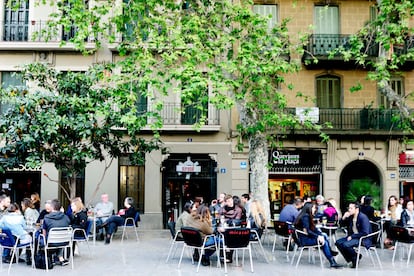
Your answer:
[271,151,300,165]
[176,156,201,173]
[269,150,321,166]
[400,151,414,165]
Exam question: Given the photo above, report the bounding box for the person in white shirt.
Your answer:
[94,193,114,240]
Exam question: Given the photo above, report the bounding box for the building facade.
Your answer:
[0,0,413,228]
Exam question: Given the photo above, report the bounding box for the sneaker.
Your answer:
[60,259,69,266]
[201,256,210,266]
[104,237,111,244]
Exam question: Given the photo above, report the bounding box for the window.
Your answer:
[122,80,148,114]
[119,156,145,212]
[59,169,85,210]
[61,0,89,41]
[3,0,29,41]
[314,5,339,34]
[370,5,378,22]
[378,78,404,108]
[253,4,278,31]
[180,77,208,125]
[316,75,341,108]
[1,71,25,114]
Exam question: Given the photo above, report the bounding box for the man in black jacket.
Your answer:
[42,199,71,266]
[335,202,372,268]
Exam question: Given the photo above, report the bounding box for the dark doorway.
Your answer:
[162,154,217,228]
[0,171,41,203]
[340,160,381,212]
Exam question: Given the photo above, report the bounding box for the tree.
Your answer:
[21,0,322,216]
[334,0,414,129]
[0,63,161,201]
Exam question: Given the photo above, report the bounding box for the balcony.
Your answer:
[289,108,405,135]
[302,34,379,69]
[303,34,414,70]
[156,102,220,131]
[118,102,220,132]
[0,20,95,51]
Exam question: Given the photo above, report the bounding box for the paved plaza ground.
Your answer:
[1,229,413,276]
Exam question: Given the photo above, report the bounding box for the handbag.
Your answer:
[34,250,54,269]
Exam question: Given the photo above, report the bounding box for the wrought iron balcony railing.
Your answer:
[154,102,220,126]
[1,20,94,43]
[289,108,404,131]
[114,102,220,128]
[304,34,380,58]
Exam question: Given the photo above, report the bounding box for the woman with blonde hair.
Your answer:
[31,192,41,211]
[70,197,88,237]
[248,200,266,238]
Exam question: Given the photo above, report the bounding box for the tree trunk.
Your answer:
[248,133,270,220]
[69,172,77,200]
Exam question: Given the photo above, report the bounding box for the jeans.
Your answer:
[335,237,360,263]
[300,232,333,260]
[105,216,125,235]
[204,236,222,258]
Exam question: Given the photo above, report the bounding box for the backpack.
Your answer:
[34,251,54,269]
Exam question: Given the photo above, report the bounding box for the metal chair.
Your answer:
[391,225,414,266]
[354,221,382,270]
[165,221,184,263]
[178,227,218,272]
[221,228,253,273]
[250,229,269,263]
[272,220,292,260]
[290,228,323,268]
[0,229,34,274]
[120,212,140,243]
[73,219,93,256]
[38,227,74,270]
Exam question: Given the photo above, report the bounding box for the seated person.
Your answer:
[42,199,71,266]
[399,199,414,227]
[174,201,193,237]
[323,201,338,223]
[186,205,216,266]
[247,200,266,239]
[335,202,371,268]
[294,202,341,268]
[94,193,114,240]
[0,203,32,264]
[222,194,242,226]
[98,197,137,244]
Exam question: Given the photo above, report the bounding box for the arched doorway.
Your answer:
[340,160,381,212]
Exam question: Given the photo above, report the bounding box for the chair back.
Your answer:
[0,229,16,247]
[274,221,290,237]
[223,228,251,248]
[181,227,203,247]
[369,221,381,244]
[390,226,414,243]
[47,227,73,245]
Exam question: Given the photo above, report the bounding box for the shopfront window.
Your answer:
[268,150,322,220]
